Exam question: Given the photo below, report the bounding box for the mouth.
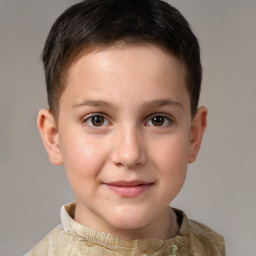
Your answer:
[104,180,154,197]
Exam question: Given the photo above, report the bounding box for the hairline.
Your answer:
[52,40,191,120]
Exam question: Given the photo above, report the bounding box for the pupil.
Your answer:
[152,116,164,126]
[92,116,104,126]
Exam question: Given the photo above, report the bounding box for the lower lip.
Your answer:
[106,184,152,197]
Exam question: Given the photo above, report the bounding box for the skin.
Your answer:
[38,44,207,240]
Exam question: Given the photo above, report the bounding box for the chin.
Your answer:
[106,206,150,230]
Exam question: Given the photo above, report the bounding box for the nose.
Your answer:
[110,125,147,168]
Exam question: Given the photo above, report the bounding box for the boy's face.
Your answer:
[38,44,207,239]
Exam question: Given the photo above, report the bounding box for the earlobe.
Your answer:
[187,106,208,163]
[37,109,63,165]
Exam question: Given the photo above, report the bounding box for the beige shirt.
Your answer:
[26,203,225,256]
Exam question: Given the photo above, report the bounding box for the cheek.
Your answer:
[151,141,188,202]
[60,134,109,185]
[151,132,190,172]
[150,133,189,196]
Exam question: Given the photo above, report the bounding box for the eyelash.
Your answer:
[145,114,173,127]
[83,113,110,127]
[83,113,173,128]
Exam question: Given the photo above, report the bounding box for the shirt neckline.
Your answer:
[60,202,190,251]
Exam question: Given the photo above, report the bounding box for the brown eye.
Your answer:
[152,116,165,126]
[146,115,171,127]
[91,116,104,126]
[85,115,109,127]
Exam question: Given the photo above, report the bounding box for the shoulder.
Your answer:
[174,208,226,256]
[188,219,225,255]
[24,225,64,256]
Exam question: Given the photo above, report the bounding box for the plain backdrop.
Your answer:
[0,0,255,255]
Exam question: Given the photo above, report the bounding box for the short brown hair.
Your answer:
[42,0,202,117]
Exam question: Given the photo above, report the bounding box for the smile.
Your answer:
[104,180,154,198]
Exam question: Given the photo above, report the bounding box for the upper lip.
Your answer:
[105,180,153,187]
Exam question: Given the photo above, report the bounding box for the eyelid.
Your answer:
[82,112,111,127]
[145,113,173,127]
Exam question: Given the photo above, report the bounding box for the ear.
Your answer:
[187,106,208,163]
[37,109,63,165]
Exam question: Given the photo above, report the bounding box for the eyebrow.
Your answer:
[144,99,184,110]
[72,99,183,110]
[72,100,113,109]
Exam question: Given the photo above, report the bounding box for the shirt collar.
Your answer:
[60,202,190,251]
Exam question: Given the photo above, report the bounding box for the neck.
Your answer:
[117,207,179,240]
[75,205,180,240]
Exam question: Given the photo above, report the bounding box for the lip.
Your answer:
[104,180,153,197]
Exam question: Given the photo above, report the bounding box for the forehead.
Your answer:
[68,43,187,83]
[61,44,190,112]
[68,42,186,79]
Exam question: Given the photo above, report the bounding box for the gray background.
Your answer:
[0,0,255,255]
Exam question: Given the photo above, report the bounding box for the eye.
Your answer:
[84,114,109,127]
[146,114,172,127]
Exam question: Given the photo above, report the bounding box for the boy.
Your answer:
[27,0,225,255]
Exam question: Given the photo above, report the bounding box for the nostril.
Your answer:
[112,150,147,168]
[110,128,147,168]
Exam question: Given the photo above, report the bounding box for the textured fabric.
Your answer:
[26,202,225,256]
